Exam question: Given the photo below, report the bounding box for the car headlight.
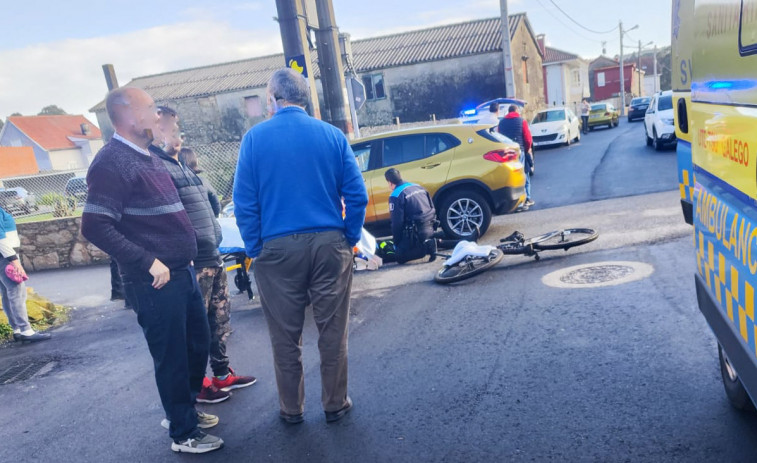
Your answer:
[662,118,674,125]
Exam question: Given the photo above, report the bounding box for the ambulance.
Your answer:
[675,0,757,410]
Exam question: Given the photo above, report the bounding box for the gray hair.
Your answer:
[267,68,310,107]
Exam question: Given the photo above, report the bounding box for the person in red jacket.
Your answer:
[498,105,534,208]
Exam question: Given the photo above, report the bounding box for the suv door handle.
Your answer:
[421,163,441,169]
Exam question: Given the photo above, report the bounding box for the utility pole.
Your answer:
[618,21,638,116]
[619,21,625,116]
[637,40,642,97]
[339,33,362,139]
[275,0,320,118]
[653,44,658,93]
[315,0,352,136]
[100,64,120,142]
[500,0,516,98]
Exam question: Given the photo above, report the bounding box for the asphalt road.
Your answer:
[3,120,757,462]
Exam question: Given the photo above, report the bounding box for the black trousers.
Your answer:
[581,115,589,133]
[110,258,124,298]
[122,267,210,441]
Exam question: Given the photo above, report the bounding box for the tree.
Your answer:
[10,112,22,117]
[658,47,672,91]
[0,119,3,131]
[38,105,67,115]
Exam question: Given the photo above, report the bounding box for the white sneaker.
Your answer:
[171,431,224,454]
[161,411,218,430]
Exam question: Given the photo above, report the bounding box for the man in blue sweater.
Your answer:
[234,68,368,425]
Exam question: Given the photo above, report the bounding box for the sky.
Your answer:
[0,0,671,123]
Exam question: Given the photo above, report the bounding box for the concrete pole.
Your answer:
[275,0,320,118]
[500,0,516,98]
[653,44,658,93]
[315,0,352,136]
[619,21,626,116]
[637,40,642,97]
[339,33,361,139]
[102,64,119,91]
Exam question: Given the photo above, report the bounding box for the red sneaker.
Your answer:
[212,368,257,392]
[197,377,231,404]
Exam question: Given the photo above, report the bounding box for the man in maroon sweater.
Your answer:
[81,87,223,454]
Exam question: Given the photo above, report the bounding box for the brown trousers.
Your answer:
[253,230,353,415]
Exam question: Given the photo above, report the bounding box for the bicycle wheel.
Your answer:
[434,249,504,284]
[531,228,598,251]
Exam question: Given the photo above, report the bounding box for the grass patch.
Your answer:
[15,208,83,224]
[0,287,70,341]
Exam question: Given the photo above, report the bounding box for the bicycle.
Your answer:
[433,228,599,284]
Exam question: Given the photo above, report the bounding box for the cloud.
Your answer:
[0,20,281,123]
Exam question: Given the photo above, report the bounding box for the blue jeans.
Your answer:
[0,257,31,332]
[525,172,532,201]
[122,266,210,441]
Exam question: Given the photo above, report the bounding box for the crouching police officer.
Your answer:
[377,168,437,263]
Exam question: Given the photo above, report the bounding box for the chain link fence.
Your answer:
[1,119,461,224]
[189,141,241,208]
[0,170,87,223]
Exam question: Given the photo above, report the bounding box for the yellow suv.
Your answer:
[351,124,526,239]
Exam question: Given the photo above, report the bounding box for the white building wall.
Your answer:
[49,149,87,171]
[545,65,564,107]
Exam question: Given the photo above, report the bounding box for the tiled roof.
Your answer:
[543,46,579,64]
[0,146,38,178]
[91,14,537,111]
[8,115,101,150]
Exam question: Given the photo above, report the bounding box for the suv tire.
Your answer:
[438,189,492,240]
[653,128,663,151]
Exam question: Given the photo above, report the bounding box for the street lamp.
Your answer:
[618,22,638,116]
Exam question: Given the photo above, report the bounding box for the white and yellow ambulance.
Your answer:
[676,0,757,410]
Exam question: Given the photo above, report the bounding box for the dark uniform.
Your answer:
[388,182,437,263]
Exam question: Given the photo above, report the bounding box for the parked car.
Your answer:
[0,187,37,215]
[65,176,88,205]
[627,97,651,122]
[353,124,526,239]
[459,97,527,125]
[530,107,581,148]
[643,90,676,150]
[224,125,526,239]
[587,103,619,130]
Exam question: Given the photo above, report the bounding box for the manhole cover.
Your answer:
[542,261,654,288]
[0,355,60,385]
[560,265,635,284]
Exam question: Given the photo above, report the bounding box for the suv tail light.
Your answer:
[483,149,518,163]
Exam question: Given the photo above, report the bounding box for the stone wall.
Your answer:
[17,217,109,271]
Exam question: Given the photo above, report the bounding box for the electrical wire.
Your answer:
[535,0,612,45]
[547,0,619,35]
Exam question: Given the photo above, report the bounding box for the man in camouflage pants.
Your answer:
[195,266,233,381]
[152,106,256,405]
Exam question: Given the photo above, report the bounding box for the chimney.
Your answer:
[536,34,546,57]
[80,123,91,135]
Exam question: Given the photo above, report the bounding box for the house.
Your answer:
[588,56,618,101]
[0,115,103,172]
[90,14,546,144]
[591,63,644,102]
[0,147,38,179]
[537,35,589,115]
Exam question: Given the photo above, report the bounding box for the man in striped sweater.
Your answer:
[81,87,222,454]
